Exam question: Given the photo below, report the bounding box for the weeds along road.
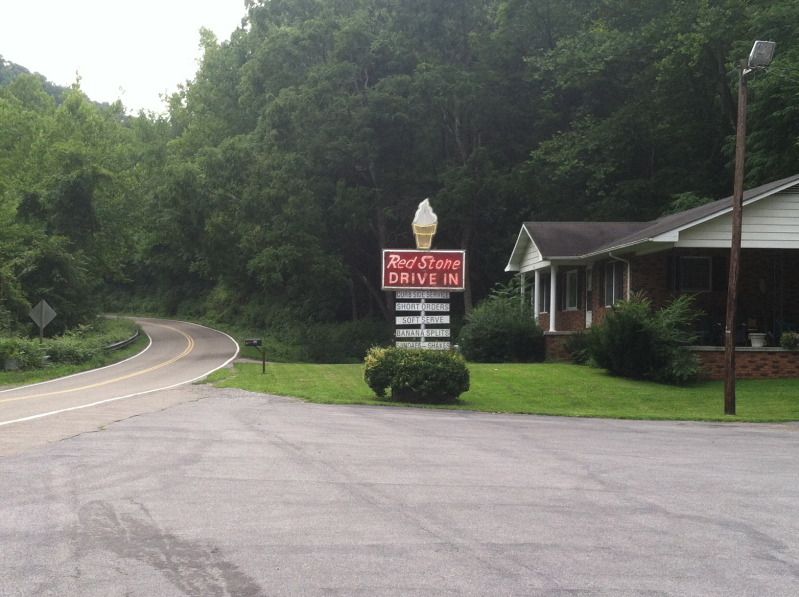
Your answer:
[0,318,239,456]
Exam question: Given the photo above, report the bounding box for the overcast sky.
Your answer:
[1,0,246,114]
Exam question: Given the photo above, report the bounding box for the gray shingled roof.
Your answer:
[525,173,799,259]
[523,222,647,258]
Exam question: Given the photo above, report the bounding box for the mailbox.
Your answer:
[244,338,262,347]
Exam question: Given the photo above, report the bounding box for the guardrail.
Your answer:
[104,329,140,351]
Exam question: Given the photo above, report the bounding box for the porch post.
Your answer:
[549,264,558,332]
[533,269,541,321]
[520,272,526,310]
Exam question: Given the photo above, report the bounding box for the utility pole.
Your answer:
[723,41,776,416]
[723,60,748,416]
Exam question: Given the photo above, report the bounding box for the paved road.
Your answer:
[1,384,797,596]
[0,318,238,455]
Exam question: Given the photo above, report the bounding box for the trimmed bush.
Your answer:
[780,331,799,350]
[364,346,470,402]
[458,298,544,362]
[588,292,700,384]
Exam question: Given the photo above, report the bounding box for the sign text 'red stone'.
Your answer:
[382,249,466,291]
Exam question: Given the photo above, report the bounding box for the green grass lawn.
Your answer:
[209,361,799,422]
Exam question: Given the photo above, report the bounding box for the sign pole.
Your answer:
[28,299,57,343]
[420,297,426,345]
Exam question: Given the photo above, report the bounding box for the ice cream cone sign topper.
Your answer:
[412,199,438,250]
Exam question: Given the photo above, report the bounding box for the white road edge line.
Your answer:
[0,332,154,395]
[0,323,240,428]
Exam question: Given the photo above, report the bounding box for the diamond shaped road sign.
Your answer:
[29,299,57,329]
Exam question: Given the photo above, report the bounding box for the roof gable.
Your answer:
[524,221,648,258]
[589,173,799,255]
[507,173,799,268]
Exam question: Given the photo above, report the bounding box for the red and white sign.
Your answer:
[382,250,466,291]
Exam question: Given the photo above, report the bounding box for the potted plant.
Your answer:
[748,331,767,348]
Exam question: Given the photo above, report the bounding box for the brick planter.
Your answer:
[689,347,799,380]
[543,332,578,362]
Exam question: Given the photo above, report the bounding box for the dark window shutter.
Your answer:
[615,262,625,301]
[604,263,613,305]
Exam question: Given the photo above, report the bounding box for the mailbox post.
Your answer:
[245,338,266,373]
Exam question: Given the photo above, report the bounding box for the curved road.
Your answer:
[0,318,238,452]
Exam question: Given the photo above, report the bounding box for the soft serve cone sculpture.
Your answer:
[412,198,438,250]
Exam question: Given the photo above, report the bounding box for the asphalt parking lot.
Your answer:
[1,385,798,596]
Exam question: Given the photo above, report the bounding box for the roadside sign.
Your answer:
[395,315,450,325]
[29,300,56,328]
[395,290,450,300]
[29,299,57,342]
[382,249,466,291]
[395,328,450,338]
[395,302,450,312]
[395,341,451,350]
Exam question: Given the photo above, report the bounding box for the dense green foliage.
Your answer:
[364,346,470,401]
[458,297,544,362]
[3,1,799,347]
[780,331,799,350]
[588,293,700,384]
[0,317,137,370]
[564,332,591,365]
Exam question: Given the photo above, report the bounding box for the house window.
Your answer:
[679,256,712,292]
[604,262,625,306]
[539,274,551,313]
[565,270,579,310]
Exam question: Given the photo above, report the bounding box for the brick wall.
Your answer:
[538,310,585,332]
[544,332,576,362]
[555,309,585,331]
[692,348,799,379]
[629,248,799,335]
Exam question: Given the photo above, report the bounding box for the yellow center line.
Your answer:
[0,324,195,405]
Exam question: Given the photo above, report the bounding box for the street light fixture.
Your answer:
[747,40,777,70]
[724,40,776,416]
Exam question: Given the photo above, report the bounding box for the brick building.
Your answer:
[505,174,799,379]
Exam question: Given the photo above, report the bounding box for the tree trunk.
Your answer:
[348,276,358,321]
[360,274,391,321]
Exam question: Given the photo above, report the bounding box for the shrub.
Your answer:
[588,292,700,384]
[564,331,591,365]
[364,346,470,402]
[43,335,101,364]
[0,338,45,369]
[0,318,139,369]
[780,331,799,350]
[458,298,544,362]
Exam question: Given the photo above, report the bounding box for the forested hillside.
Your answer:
[2,0,799,346]
[1,56,69,102]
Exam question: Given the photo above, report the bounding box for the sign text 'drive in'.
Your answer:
[382,250,465,291]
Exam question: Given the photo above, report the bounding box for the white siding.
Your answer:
[676,191,799,248]
[520,239,543,272]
